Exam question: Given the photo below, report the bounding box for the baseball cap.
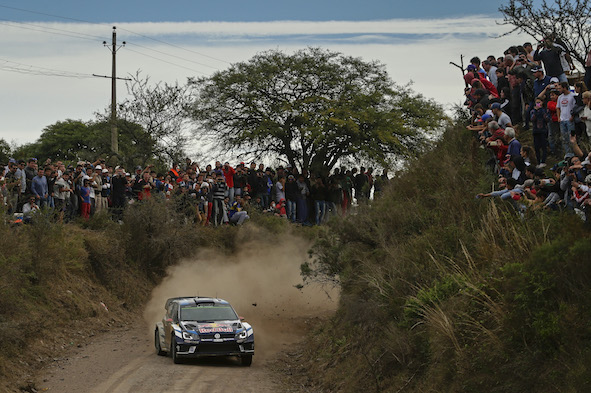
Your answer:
[491,103,501,109]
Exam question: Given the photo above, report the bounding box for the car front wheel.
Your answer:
[171,335,181,364]
[240,354,253,367]
[155,329,166,356]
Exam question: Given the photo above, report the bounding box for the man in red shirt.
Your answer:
[223,162,236,204]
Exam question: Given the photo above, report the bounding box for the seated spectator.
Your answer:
[22,195,39,223]
[228,195,250,225]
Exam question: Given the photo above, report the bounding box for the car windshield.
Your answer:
[180,305,238,322]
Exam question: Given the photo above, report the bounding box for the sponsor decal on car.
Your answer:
[198,323,233,334]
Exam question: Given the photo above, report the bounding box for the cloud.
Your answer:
[0,16,524,145]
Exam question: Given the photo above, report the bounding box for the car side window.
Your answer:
[166,302,175,319]
[171,303,179,323]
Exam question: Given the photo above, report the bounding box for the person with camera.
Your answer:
[533,36,567,83]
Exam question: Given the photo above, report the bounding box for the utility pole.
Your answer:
[93,26,129,154]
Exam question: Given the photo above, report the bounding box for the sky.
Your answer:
[0,1,528,148]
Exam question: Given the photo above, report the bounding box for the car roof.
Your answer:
[165,296,231,309]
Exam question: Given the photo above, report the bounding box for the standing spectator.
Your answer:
[111,167,128,219]
[523,42,538,65]
[557,81,577,155]
[585,49,591,94]
[296,174,310,223]
[136,171,154,201]
[31,168,48,207]
[3,163,19,214]
[24,158,37,194]
[573,82,588,139]
[80,179,91,220]
[99,168,111,209]
[532,66,552,103]
[374,169,389,198]
[533,36,567,82]
[54,171,72,222]
[262,168,273,209]
[285,174,299,223]
[530,98,551,166]
[580,91,591,140]
[495,67,510,93]
[15,160,27,210]
[222,162,236,204]
[211,175,227,226]
[275,175,286,203]
[482,60,498,87]
[168,163,180,181]
[546,89,561,156]
[84,167,98,214]
[93,165,106,212]
[354,167,368,203]
[310,176,327,225]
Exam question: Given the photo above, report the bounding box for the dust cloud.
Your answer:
[143,233,339,360]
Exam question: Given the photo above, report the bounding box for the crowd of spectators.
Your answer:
[465,37,591,219]
[0,156,390,226]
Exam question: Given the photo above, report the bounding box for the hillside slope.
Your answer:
[296,126,591,392]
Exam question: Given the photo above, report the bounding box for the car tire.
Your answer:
[171,335,181,364]
[155,329,166,356]
[240,354,253,367]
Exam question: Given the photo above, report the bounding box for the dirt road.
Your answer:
[37,238,337,392]
[37,317,309,393]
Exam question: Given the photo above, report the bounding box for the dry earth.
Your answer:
[35,235,338,392]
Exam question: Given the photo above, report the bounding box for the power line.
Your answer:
[0,19,102,41]
[0,4,96,24]
[0,58,95,78]
[126,41,220,70]
[117,26,231,65]
[124,47,210,75]
[0,3,233,66]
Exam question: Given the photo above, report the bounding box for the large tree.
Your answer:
[499,0,591,69]
[117,72,193,165]
[12,118,163,170]
[190,48,446,174]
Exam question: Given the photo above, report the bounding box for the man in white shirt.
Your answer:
[491,103,513,129]
[482,60,498,88]
[580,91,591,139]
[556,81,576,155]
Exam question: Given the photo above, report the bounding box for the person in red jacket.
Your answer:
[222,162,236,204]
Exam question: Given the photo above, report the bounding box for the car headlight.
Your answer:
[235,330,248,343]
[182,331,200,342]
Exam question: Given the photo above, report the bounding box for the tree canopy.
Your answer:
[12,118,164,170]
[499,0,591,69]
[117,72,193,165]
[190,48,446,174]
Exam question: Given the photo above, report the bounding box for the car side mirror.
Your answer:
[239,316,245,321]
[166,318,173,323]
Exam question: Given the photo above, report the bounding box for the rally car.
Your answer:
[154,296,254,366]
